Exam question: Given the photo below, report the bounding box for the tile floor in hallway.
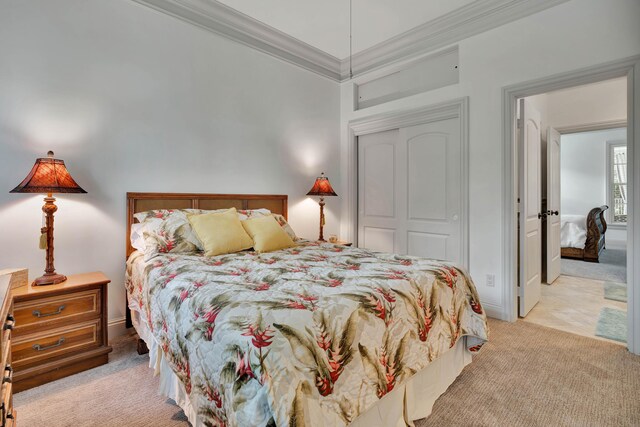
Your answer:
[522,274,626,345]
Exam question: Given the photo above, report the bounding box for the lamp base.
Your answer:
[32,273,67,286]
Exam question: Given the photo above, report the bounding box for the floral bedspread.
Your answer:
[125,241,488,427]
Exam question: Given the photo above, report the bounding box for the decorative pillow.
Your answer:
[241,215,296,253]
[134,209,203,260]
[237,208,272,220]
[188,208,254,257]
[272,214,298,241]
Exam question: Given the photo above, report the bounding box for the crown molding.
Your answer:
[339,0,570,80]
[131,0,569,82]
[131,0,342,81]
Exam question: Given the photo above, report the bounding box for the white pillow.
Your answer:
[133,209,203,260]
[130,223,147,252]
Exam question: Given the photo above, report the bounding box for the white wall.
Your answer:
[524,77,627,138]
[340,0,640,318]
[561,128,626,215]
[561,128,627,243]
[547,78,627,130]
[0,0,340,331]
[2,0,637,329]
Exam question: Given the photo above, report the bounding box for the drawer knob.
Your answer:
[2,365,11,385]
[33,336,65,352]
[3,315,14,331]
[33,304,66,318]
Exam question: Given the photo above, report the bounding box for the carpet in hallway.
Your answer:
[561,247,626,283]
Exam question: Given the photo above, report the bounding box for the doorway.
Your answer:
[518,80,628,344]
[502,56,640,354]
[519,90,628,343]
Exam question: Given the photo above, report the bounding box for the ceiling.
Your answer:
[216,0,476,59]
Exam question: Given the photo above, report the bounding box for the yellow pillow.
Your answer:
[241,215,296,253]
[188,208,253,256]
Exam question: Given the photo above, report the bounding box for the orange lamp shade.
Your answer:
[306,172,337,197]
[10,151,86,194]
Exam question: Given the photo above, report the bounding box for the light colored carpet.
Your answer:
[561,248,626,283]
[14,330,190,427]
[418,320,639,427]
[595,307,627,343]
[15,320,640,427]
[604,281,628,302]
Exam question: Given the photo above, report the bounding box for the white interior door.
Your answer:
[519,98,542,316]
[546,127,562,284]
[358,118,462,263]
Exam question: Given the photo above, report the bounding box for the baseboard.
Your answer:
[108,317,128,339]
[482,302,507,321]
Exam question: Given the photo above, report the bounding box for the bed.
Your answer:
[560,205,608,263]
[124,192,489,427]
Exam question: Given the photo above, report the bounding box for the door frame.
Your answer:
[502,55,640,354]
[345,97,470,268]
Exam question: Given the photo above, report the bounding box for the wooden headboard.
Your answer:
[126,192,288,258]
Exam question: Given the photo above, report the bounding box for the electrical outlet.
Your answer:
[486,274,495,287]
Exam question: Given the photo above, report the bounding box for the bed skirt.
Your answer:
[129,302,472,427]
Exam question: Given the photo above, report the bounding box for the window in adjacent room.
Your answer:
[607,141,627,225]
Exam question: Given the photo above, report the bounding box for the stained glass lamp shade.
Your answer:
[10,151,86,286]
[306,172,337,241]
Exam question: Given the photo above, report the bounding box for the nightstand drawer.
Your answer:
[0,324,11,373]
[0,336,10,383]
[1,381,13,426]
[13,319,101,369]
[14,288,101,331]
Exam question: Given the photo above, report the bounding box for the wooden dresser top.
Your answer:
[14,272,110,300]
[0,275,10,308]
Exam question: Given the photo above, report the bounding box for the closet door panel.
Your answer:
[358,129,400,252]
[403,117,462,263]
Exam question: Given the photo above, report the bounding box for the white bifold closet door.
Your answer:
[357,117,462,263]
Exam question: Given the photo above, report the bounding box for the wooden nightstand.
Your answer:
[11,272,112,392]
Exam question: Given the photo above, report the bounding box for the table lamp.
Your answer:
[10,151,86,286]
[306,172,337,241]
